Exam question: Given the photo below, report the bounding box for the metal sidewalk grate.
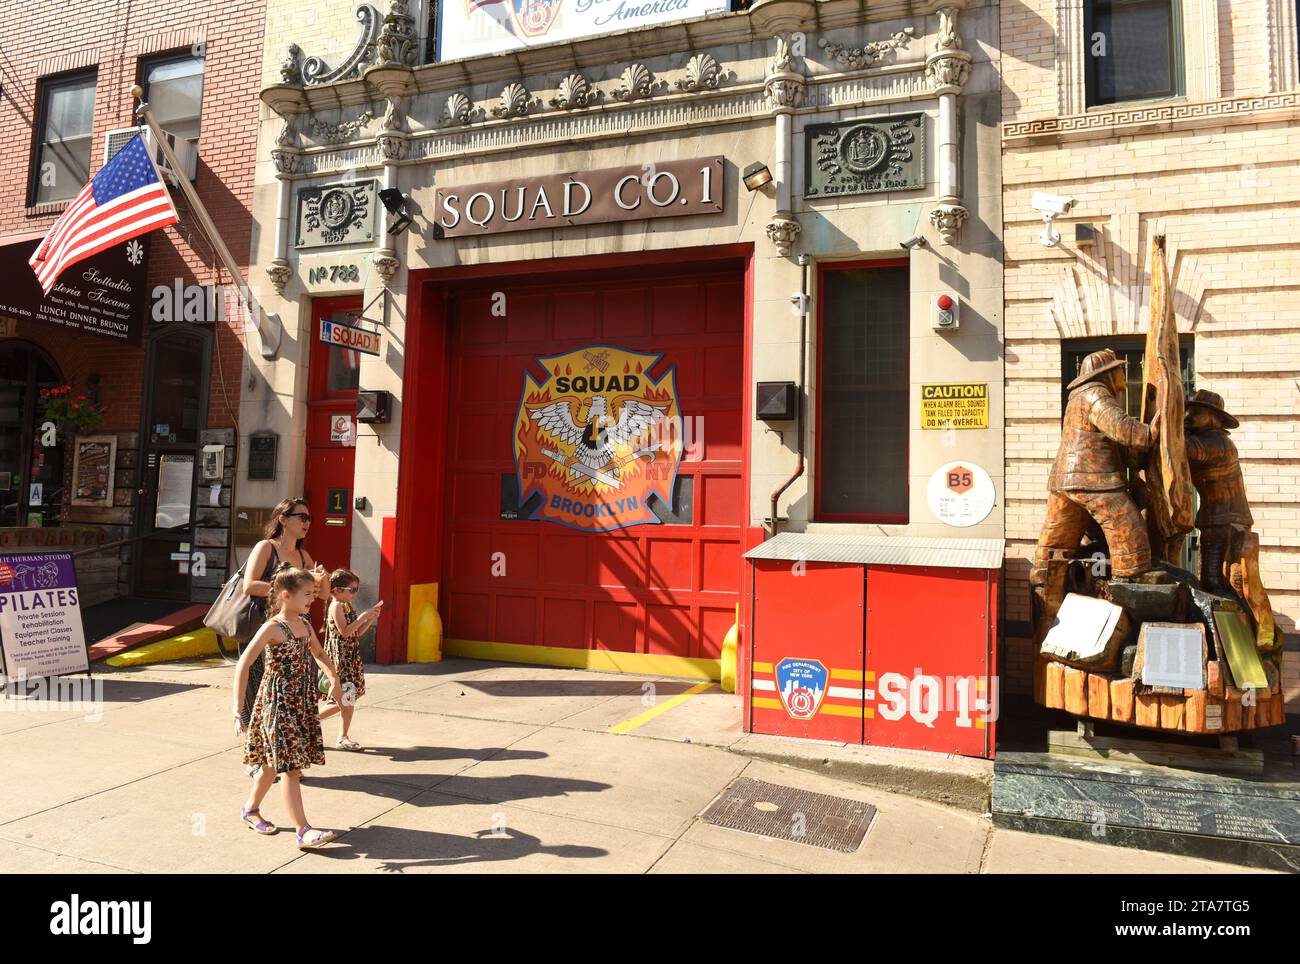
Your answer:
[699,777,877,853]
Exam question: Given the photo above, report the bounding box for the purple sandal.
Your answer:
[295,825,337,850]
[241,807,276,835]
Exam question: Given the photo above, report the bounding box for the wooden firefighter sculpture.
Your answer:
[1031,348,1162,587]
[1184,389,1276,651]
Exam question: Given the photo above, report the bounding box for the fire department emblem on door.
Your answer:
[514,345,683,531]
[775,658,829,720]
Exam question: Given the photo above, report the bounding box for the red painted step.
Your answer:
[87,604,210,663]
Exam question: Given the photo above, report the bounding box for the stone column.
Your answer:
[926,5,973,245]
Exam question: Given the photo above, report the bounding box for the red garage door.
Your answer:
[441,266,744,660]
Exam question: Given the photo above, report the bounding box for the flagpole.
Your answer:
[130,85,281,360]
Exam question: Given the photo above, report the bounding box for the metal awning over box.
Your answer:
[744,533,1004,570]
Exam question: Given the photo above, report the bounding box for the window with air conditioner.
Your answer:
[1084,0,1183,107]
[30,69,98,206]
[141,52,204,153]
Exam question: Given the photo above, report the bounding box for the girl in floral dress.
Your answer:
[318,568,383,750]
[233,567,343,850]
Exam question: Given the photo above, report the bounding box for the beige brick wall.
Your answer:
[1001,1,1300,714]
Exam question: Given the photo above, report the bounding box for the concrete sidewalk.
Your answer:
[0,658,1271,874]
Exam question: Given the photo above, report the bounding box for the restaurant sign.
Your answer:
[436,157,725,238]
[0,237,150,345]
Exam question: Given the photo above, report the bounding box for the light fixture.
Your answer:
[900,235,928,250]
[378,187,414,235]
[742,162,773,192]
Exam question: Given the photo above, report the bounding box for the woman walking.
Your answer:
[237,497,328,729]
[234,567,342,849]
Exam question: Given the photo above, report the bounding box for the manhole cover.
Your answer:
[699,777,876,853]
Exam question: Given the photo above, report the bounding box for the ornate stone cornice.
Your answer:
[1003,91,1300,146]
[818,28,914,70]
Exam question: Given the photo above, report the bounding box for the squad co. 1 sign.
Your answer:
[435,157,726,238]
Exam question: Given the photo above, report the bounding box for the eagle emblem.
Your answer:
[514,345,683,531]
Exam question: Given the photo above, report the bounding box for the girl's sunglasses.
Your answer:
[285,512,313,523]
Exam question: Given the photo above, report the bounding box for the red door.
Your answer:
[441,267,744,659]
[304,296,361,576]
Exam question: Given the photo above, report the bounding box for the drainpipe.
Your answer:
[769,252,811,536]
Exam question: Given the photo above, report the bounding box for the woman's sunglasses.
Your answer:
[285,512,313,523]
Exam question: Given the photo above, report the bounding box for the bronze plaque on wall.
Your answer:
[804,114,925,198]
[435,157,726,238]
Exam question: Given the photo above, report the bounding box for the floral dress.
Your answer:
[243,617,326,775]
[321,602,365,704]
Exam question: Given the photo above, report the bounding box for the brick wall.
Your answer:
[1000,0,1300,717]
[0,0,265,602]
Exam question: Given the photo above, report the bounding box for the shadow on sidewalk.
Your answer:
[303,825,607,870]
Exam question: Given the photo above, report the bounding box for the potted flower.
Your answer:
[39,385,106,438]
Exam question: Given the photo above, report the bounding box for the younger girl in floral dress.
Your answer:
[233,567,343,850]
[318,568,383,750]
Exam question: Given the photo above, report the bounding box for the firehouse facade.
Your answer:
[243,0,1005,755]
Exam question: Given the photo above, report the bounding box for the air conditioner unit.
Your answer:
[103,126,197,185]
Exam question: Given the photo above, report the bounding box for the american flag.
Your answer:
[28,131,178,295]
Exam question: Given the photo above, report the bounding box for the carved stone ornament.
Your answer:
[769,33,798,74]
[378,134,407,160]
[613,63,659,102]
[310,110,375,145]
[936,5,963,50]
[280,44,304,85]
[271,149,300,175]
[275,113,299,149]
[492,82,535,118]
[926,5,971,93]
[375,0,418,68]
[265,260,292,297]
[372,251,400,285]
[443,91,478,126]
[818,28,914,70]
[676,52,724,92]
[764,33,805,110]
[765,214,802,256]
[929,202,968,245]
[550,73,601,110]
[290,4,382,86]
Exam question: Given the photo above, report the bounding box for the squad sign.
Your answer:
[436,157,725,238]
[514,345,683,531]
[320,317,382,356]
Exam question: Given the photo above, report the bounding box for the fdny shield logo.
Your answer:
[774,658,829,720]
[511,0,560,38]
[514,345,682,531]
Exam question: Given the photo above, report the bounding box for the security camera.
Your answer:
[900,235,928,250]
[1032,192,1078,247]
[1031,192,1077,216]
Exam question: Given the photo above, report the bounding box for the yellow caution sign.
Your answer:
[921,382,988,430]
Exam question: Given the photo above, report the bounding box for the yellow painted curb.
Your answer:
[105,628,223,667]
[444,638,720,681]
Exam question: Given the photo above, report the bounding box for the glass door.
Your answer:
[132,326,210,599]
[0,342,65,528]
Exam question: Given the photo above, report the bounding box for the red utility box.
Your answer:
[745,535,1000,759]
